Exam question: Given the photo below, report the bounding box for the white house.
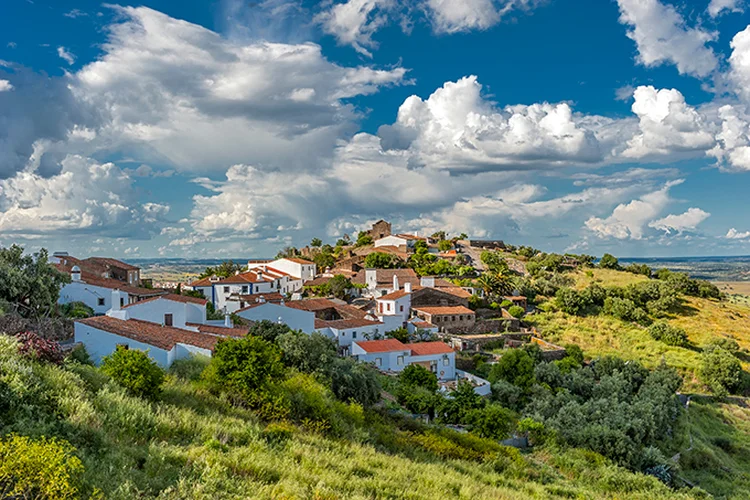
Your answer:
[374,234,425,249]
[353,268,420,298]
[375,281,412,330]
[234,301,316,333]
[352,339,456,381]
[74,287,249,368]
[58,266,165,315]
[248,258,316,282]
[314,317,384,354]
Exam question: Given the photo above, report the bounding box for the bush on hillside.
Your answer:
[169,354,211,381]
[489,349,535,390]
[276,331,338,375]
[507,305,525,318]
[706,337,740,355]
[329,357,381,407]
[465,404,516,440]
[701,345,743,396]
[647,322,689,347]
[625,263,652,277]
[563,344,585,365]
[101,346,165,399]
[15,331,63,365]
[0,434,84,500]
[556,288,584,315]
[205,336,284,401]
[598,254,620,270]
[399,364,438,392]
[603,297,650,325]
[437,380,486,425]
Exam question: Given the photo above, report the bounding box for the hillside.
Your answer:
[0,336,696,500]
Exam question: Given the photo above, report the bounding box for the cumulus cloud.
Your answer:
[0,155,168,237]
[70,6,408,172]
[729,26,750,102]
[726,228,750,239]
[708,0,744,17]
[378,76,609,171]
[622,86,715,158]
[648,207,711,234]
[616,0,718,77]
[57,46,76,65]
[585,179,683,240]
[424,0,541,34]
[0,80,12,92]
[316,0,394,57]
[708,104,750,171]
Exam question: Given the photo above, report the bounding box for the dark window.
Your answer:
[120,297,125,307]
[242,286,248,294]
[164,314,173,326]
[97,298,105,306]
[451,316,456,322]
[223,286,229,293]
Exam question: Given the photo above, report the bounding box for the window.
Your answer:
[458,315,463,321]
[451,316,456,322]
[397,356,404,366]
[400,305,404,312]
[120,297,125,307]
[375,357,382,367]
[387,303,391,311]
[443,358,450,366]
[223,286,229,293]
[97,298,105,306]
[352,331,357,339]
[164,314,173,326]
[379,303,383,314]
[242,286,248,294]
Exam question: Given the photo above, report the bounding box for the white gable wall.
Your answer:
[235,303,315,333]
[124,298,189,329]
[59,281,131,315]
[75,322,169,367]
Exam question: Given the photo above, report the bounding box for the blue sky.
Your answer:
[1,0,750,259]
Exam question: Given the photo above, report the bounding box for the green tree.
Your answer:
[0,245,70,319]
[647,322,689,347]
[701,345,743,396]
[355,232,373,247]
[329,357,381,407]
[556,287,584,315]
[431,231,447,241]
[437,240,452,252]
[59,301,94,319]
[489,349,535,390]
[399,364,438,392]
[437,379,485,424]
[480,251,510,274]
[199,260,244,279]
[101,346,165,399]
[599,253,620,270]
[364,252,405,269]
[310,238,322,247]
[465,404,516,440]
[248,320,292,343]
[386,327,409,343]
[276,331,338,375]
[313,251,336,271]
[328,274,354,300]
[206,336,285,399]
[507,305,525,318]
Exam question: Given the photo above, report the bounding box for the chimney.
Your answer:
[420,276,435,288]
[71,265,81,282]
[393,274,399,291]
[111,289,122,311]
[258,295,266,304]
[365,269,376,288]
[404,282,412,293]
[224,310,232,328]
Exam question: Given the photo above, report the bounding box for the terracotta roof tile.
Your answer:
[84,257,140,271]
[377,289,410,301]
[353,338,408,353]
[412,305,475,316]
[57,266,166,297]
[407,342,454,356]
[122,293,207,308]
[280,257,314,265]
[76,317,219,351]
[318,318,383,330]
[187,322,250,338]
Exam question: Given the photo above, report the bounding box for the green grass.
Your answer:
[572,268,650,290]
[0,336,700,499]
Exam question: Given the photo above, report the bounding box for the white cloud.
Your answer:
[425,0,541,34]
[708,104,750,171]
[648,207,710,234]
[64,9,88,19]
[316,0,394,57]
[622,86,715,158]
[378,76,609,171]
[0,80,12,92]
[69,6,409,172]
[616,0,718,77]
[57,46,76,65]
[729,26,750,102]
[0,155,167,237]
[585,179,683,240]
[726,228,750,239]
[708,0,744,17]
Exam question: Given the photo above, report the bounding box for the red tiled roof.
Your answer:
[395,234,426,241]
[76,317,219,351]
[353,338,408,353]
[279,257,314,265]
[412,305,475,316]
[504,295,527,301]
[377,289,410,301]
[122,293,207,308]
[84,257,140,271]
[56,264,166,297]
[221,271,271,284]
[285,298,339,311]
[407,342,454,356]
[229,292,285,304]
[187,322,249,338]
[352,268,419,287]
[410,320,435,329]
[187,276,217,287]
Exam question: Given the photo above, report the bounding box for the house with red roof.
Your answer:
[351,339,456,380]
[247,257,316,282]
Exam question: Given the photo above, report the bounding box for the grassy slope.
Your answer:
[0,338,695,500]
[527,267,750,498]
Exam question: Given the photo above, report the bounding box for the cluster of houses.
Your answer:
[54,238,503,393]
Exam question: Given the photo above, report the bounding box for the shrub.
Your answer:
[465,404,516,440]
[599,253,620,270]
[101,346,165,399]
[59,301,95,318]
[489,349,535,390]
[499,299,513,308]
[555,288,583,315]
[205,336,284,401]
[261,421,296,445]
[701,345,743,396]
[603,297,650,325]
[247,320,292,343]
[67,344,92,365]
[517,417,553,446]
[276,331,337,375]
[706,337,740,355]
[329,357,381,407]
[507,305,525,318]
[14,331,63,364]
[647,322,689,347]
[0,434,84,500]
[169,354,211,381]
[563,344,584,365]
[399,364,438,392]
[386,327,409,343]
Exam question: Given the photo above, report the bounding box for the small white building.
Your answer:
[315,317,384,354]
[374,234,425,250]
[354,268,420,298]
[58,266,165,315]
[352,339,456,381]
[375,280,412,329]
[116,293,208,328]
[248,258,316,282]
[234,301,316,333]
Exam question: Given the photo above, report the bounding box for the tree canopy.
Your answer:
[0,245,69,318]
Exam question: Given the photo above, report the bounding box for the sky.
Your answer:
[1,0,750,259]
